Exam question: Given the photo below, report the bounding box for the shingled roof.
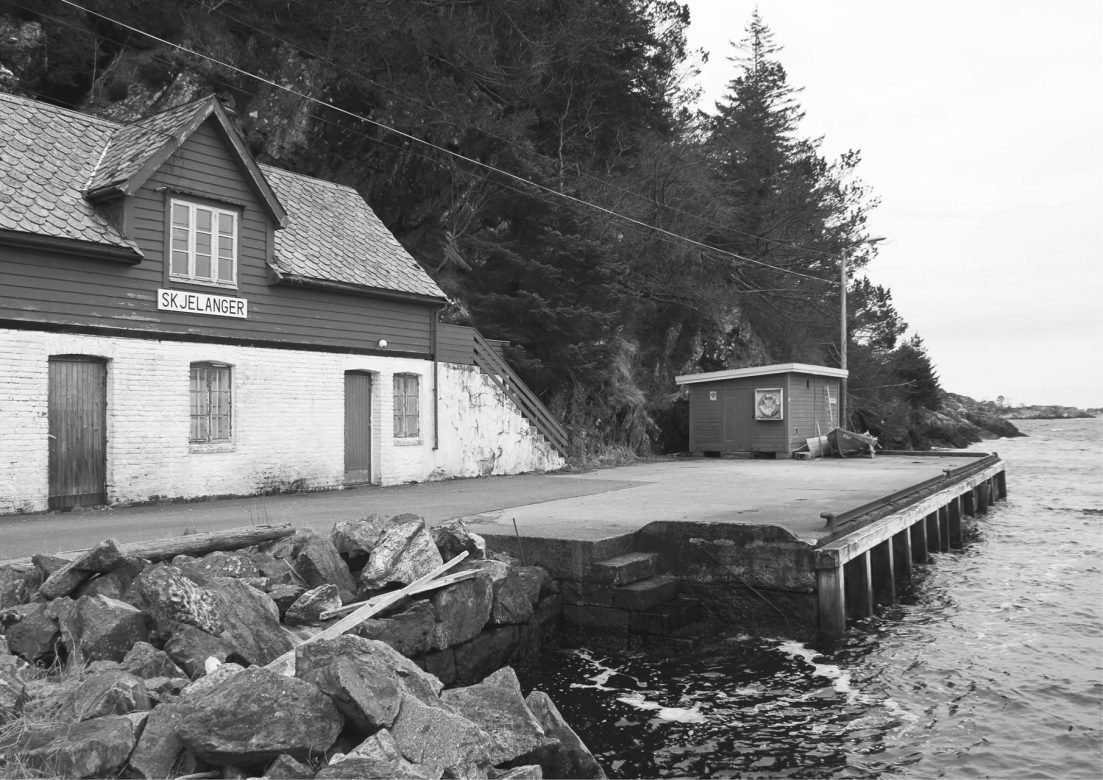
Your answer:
[0,93,138,253]
[0,92,445,301]
[263,166,444,300]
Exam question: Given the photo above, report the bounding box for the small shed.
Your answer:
[675,363,847,456]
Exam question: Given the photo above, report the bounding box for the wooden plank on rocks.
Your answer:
[266,551,470,676]
[0,524,296,572]
[318,568,479,620]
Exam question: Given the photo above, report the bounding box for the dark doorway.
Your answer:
[344,371,373,484]
[48,356,107,510]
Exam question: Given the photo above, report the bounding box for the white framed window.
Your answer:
[393,373,420,438]
[170,199,238,287]
[190,362,232,443]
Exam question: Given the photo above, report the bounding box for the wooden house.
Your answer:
[675,363,846,457]
[0,93,564,513]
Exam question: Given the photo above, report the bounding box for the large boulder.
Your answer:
[163,623,231,679]
[177,662,246,702]
[321,729,442,779]
[431,519,489,562]
[525,690,605,779]
[359,518,444,592]
[353,599,435,657]
[203,578,293,666]
[0,566,31,609]
[2,601,61,664]
[265,754,316,779]
[296,644,402,732]
[55,670,151,723]
[76,557,148,600]
[295,635,443,707]
[37,539,125,599]
[126,702,197,780]
[176,666,344,765]
[292,533,356,602]
[58,595,151,663]
[331,515,389,562]
[120,641,186,679]
[390,691,494,773]
[285,583,341,626]
[429,574,493,650]
[21,712,147,779]
[441,667,554,767]
[133,564,224,636]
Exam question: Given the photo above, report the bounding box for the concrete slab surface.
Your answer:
[0,454,980,560]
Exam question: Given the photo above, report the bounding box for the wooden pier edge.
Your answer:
[815,459,1006,640]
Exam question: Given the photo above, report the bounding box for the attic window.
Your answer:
[169,199,238,288]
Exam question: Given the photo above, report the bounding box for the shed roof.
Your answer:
[0,92,445,301]
[675,362,848,385]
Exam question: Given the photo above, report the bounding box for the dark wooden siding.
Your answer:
[437,324,475,365]
[0,119,437,355]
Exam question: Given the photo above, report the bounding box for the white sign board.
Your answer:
[157,288,248,319]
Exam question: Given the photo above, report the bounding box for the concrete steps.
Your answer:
[561,550,704,642]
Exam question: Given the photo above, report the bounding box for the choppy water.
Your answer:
[537,418,1103,778]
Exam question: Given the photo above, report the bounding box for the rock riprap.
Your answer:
[0,514,599,778]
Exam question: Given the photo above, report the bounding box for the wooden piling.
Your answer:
[910,520,928,564]
[925,512,940,554]
[870,539,896,605]
[816,565,846,640]
[997,470,1008,499]
[937,505,951,552]
[977,481,991,514]
[948,496,963,548]
[893,529,912,585]
[963,487,976,516]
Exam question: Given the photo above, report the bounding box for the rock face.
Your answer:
[296,644,402,731]
[354,599,435,657]
[0,566,31,609]
[295,635,444,706]
[359,518,445,591]
[0,666,26,722]
[38,539,125,599]
[3,601,61,664]
[332,515,389,561]
[176,666,344,764]
[203,578,293,666]
[293,534,357,601]
[321,728,444,779]
[432,519,489,561]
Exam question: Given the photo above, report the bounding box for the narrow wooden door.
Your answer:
[48,356,107,510]
[722,387,754,451]
[344,372,372,484]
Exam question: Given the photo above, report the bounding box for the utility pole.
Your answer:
[838,237,885,432]
[839,250,848,430]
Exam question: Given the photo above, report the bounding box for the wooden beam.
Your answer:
[910,520,927,564]
[0,524,295,572]
[318,569,479,620]
[870,539,895,605]
[266,551,469,676]
[926,512,941,553]
[894,529,912,584]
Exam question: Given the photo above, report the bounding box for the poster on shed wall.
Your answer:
[755,388,783,420]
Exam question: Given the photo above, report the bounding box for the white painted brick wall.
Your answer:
[0,329,563,514]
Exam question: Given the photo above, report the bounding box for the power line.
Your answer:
[52,0,839,287]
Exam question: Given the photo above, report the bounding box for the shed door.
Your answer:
[48,356,107,510]
[344,372,372,484]
[722,387,754,451]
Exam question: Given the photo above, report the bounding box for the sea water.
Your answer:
[537,418,1103,778]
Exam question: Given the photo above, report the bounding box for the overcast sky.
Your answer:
[681,0,1102,408]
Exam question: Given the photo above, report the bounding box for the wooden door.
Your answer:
[344,372,372,484]
[722,387,754,451]
[48,356,107,510]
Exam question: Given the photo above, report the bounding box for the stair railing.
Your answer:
[470,330,569,455]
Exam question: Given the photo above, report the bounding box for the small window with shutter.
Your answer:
[393,374,420,438]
